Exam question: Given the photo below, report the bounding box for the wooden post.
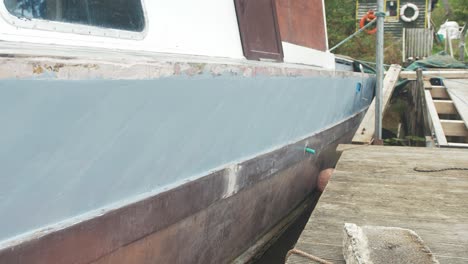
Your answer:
[445,28,448,53]
[448,28,454,57]
[352,65,402,144]
[460,28,466,62]
[402,28,406,62]
[417,69,432,138]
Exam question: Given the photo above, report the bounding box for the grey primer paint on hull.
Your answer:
[0,111,365,264]
[0,74,374,243]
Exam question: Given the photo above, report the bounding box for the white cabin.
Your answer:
[0,0,335,69]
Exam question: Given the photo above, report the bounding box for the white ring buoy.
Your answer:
[400,3,419,22]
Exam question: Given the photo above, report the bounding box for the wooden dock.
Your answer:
[286,145,468,264]
[425,78,468,148]
[353,68,468,147]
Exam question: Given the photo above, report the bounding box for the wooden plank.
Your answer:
[435,256,468,264]
[418,69,432,136]
[425,90,448,146]
[402,28,406,61]
[440,120,468,137]
[444,79,468,130]
[430,86,449,99]
[424,80,432,88]
[449,36,454,57]
[286,145,468,264]
[447,142,468,148]
[433,100,457,114]
[400,70,468,80]
[352,64,402,144]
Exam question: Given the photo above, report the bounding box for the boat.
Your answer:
[0,0,375,263]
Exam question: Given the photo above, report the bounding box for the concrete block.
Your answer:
[343,223,439,264]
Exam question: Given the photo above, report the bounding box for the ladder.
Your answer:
[424,78,468,148]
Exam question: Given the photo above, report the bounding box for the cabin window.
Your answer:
[3,0,145,32]
[385,0,399,21]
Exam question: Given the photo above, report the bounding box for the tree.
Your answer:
[325,0,401,64]
[440,0,452,17]
[450,0,468,24]
[433,0,467,26]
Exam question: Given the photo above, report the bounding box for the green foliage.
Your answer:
[432,0,467,27]
[432,0,467,61]
[325,0,465,63]
[432,39,466,61]
[448,0,468,24]
[325,0,402,64]
[325,0,357,48]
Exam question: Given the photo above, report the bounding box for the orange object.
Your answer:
[317,168,334,192]
[359,10,377,34]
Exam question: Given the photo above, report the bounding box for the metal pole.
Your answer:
[375,0,384,143]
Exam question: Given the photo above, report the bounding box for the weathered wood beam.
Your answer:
[448,142,468,148]
[433,100,457,114]
[446,142,468,148]
[440,120,468,137]
[429,86,449,99]
[417,69,432,136]
[352,65,402,144]
[425,90,448,146]
[287,145,468,264]
[400,70,468,80]
[445,80,468,130]
[423,80,432,88]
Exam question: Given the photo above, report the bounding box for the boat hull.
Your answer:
[0,55,374,263]
[0,110,365,264]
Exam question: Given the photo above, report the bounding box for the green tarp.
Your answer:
[405,52,468,71]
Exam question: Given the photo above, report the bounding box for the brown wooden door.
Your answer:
[234,0,284,61]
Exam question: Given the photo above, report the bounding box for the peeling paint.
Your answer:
[32,64,44,74]
[0,56,372,81]
[223,164,242,199]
